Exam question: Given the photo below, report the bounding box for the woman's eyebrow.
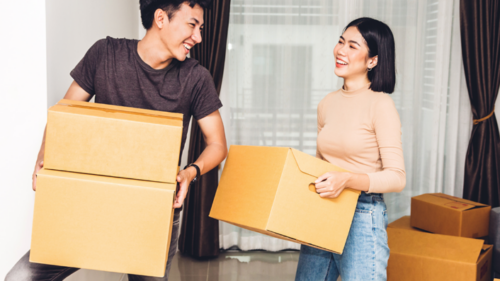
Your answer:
[348,40,361,46]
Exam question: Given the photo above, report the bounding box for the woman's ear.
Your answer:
[368,55,379,69]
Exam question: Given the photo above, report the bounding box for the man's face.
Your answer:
[159,3,204,61]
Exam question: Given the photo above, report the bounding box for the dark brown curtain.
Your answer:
[461,0,500,207]
[178,0,231,258]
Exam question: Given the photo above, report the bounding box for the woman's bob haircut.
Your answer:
[344,17,396,94]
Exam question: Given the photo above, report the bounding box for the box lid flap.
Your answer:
[55,99,183,124]
[388,228,484,264]
[415,193,488,211]
[290,148,349,178]
[388,216,421,231]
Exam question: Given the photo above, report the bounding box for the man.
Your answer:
[5,0,227,280]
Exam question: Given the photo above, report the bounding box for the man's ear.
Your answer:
[368,55,378,69]
[154,9,168,29]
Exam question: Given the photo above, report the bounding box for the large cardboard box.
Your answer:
[388,216,493,281]
[209,145,361,254]
[44,99,183,183]
[30,169,176,277]
[410,193,491,238]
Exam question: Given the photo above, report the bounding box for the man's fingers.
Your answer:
[173,182,189,208]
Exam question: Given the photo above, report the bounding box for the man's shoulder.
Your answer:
[177,58,212,79]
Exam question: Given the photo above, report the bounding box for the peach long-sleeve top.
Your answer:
[316,83,406,193]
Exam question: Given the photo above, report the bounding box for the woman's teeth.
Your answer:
[183,44,191,50]
[337,59,347,65]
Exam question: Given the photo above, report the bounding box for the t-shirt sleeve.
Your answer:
[70,39,107,96]
[190,66,223,120]
[366,95,406,193]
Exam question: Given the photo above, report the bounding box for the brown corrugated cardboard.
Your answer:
[388,216,493,281]
[30,169,176,277]
[410,193,491,238]
[209,145,361,254]
[44,99,183,183]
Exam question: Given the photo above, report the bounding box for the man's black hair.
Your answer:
[140,0,212,30]
[344,17,396,94]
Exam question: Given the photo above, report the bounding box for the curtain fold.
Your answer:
[178,0,231,258]
[460,0,500,207]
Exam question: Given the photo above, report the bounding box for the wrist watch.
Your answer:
[184,163,200,184]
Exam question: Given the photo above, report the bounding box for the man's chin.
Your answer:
[175,53,188,61]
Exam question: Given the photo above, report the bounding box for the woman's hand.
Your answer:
[314,171,352,198]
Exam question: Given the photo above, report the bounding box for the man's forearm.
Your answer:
[188,142,227,178]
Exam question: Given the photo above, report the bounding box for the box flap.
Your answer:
[57,99,183,122]
[266,149,360,253]
[388,228,484,264]
[290,148,350,177]
[210,146,290,231]
[417,193,488,211]
[388,216,422,232]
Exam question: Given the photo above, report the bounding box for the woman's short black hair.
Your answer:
[140,0,212,30]
[344,17,396,94]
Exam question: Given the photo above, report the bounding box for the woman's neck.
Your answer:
[343,76,371,92]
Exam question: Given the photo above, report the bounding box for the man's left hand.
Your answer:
[174,167,196,208]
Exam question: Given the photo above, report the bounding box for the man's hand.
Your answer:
[314,171,352,198]
[32,160,44,191]
[173,167,196,208]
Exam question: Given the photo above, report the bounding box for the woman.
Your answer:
[295,18,405,281]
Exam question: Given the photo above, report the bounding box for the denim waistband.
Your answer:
[358,191,384,203]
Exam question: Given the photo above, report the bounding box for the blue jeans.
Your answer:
[295,192,389,281]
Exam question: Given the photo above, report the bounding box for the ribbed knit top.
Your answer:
[316,83,406,193]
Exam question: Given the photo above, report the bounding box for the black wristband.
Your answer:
[184,163,200,184]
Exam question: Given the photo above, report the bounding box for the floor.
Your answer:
[65,251,342,281]
[169,251,300,281]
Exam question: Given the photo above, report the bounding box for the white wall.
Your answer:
[0,1,48,279]
[46,0,140,107]
[1,0,140,280]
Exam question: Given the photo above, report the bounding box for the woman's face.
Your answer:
[333,26,377,79]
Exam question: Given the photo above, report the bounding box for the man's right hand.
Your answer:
[32,160,44,191]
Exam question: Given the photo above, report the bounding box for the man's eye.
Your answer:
[350,46,355,49]
[189,23,195,27]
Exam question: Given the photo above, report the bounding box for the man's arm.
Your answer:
[173,110,227,208]
[32,81,92,191]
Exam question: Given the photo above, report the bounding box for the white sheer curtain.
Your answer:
[219,0,471,251]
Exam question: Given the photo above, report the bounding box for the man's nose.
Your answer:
[192,29,202,44]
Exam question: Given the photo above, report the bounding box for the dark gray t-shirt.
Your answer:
[70,37,222,158]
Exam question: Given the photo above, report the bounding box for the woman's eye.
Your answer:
[350,46,355,49]
[189,23,195,27]
[338,41,343,44]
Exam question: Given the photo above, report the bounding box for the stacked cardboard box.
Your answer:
[209,145,361,254]
[388,194,493,281]
[30,99,183,277]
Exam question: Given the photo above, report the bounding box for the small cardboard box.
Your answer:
[388,216,493,281]
[209,145,361,254]
[410,193,491,238]
[30,169,176,277]
[44,99,183,183]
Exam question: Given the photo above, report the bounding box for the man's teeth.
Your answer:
[183,44,191,50]
[337,60,347,65]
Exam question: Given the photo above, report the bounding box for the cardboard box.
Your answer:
[30,169,176,277]
[209,145,360,254]
[410,193,491,238]
[44,99,183,183]
[388,216,493,281]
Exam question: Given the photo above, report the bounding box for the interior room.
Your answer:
[1,0,499,280]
